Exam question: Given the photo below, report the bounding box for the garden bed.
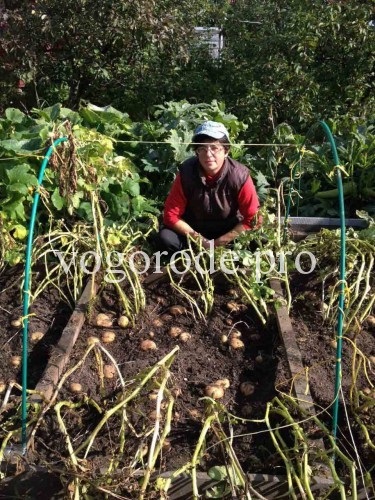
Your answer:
[0,265,72,389]
[0,260,374,498]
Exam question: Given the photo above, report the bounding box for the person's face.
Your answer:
[195,140,227,175]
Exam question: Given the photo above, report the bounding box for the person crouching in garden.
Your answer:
[158,120,261,256]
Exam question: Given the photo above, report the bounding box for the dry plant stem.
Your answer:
[226,254,267,324]
[93,345,105,396]
[167,264,206,322]
[98,343,126,388]
[346,336,374,406]
[273,398,315,499]
[186,239,215,315]
[359,293,375,324]
[354,415,375,451]
[0,429,20,464]
[140,376,174,498]
[75,346,179,458]
[33,226,89,302]
[92,195,134,321]
[1,382,46,412]
[209,405,257,500]
[55,398,103,500]
[274,428,308,500]
[55,401,82,471]
[347,254,374,328]
[161,409,217,497]
[30,342,98,445]
[264,403,297,500]
[283,395,358,498]
[191,412,217,499]
[120,262,146,315]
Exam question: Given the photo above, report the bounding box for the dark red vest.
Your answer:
[179,156,249,239]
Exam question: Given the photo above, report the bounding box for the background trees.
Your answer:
[0,0,374,139]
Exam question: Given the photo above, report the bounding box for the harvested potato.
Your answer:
[221,334,228,344]
[149,331,155,338]
[95,313,113,327]
[148,390,159,401]
[231,329,241,338]
[160,313,173,322]
[205,384,224,399]
[138,444,149,458]
[149,410,163,421]
[87,336,100,345]
[228,289,239,298]
[117,316,130,328]
[179,332,191,343]
[169,305,186,316]
[214,378,230,389]
[0,380,6,394]
[330,340,338,350]
[225,318,233,326]
[11,318,22,328]
[188,408,201,420]
[152,318,164,328]
[241,404,253,417]
[369,356,375,365]
[103,364,116,379]
[101,330,116,343]
[141,339,157,351]
[226,301,241,313]
[156,296,168,306]
[240,381,255,396]
[172,387,182,398]
[31,331,44,342]
[169,326,183,338]
[365,315,375,328]
[162,439,172,450]
[255,354,264,365]
[11,355,21,368]
[230,337,245,349]
[69,382,82,393]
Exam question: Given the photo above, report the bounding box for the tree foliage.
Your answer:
[219,0,375,136]
[0,0,213,113]
[0,0,374,139]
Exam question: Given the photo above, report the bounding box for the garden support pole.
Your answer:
[318,121,346,441]
[21,137,68,453]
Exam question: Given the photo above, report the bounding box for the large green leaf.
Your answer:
[5,108,26,124]
[51,188,65,210]
[0,138,43,153]
[6,165,38,186]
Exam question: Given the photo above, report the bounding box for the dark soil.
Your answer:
[54,273,289,474]
[289,270,375,470]
[1,263,374,498]
[0,265,72,388]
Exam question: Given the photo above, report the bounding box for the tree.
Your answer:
[219,0,375,137]
[0,0,214,113]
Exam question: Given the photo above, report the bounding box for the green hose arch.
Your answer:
[318,121,346,441]
[284,121,346,440]
[21,137,68,452]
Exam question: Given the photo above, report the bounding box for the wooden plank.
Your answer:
[31,278,97,403]
[270,278,316,412]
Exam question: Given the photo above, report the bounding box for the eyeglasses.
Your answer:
[196,145,224,155]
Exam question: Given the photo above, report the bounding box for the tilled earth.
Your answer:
[0,264,374,498]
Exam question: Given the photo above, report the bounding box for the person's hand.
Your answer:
[213,238,225,248]
[201,237,211,249]
[192,232,211,249]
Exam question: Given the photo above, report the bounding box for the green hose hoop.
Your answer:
[21,137,68,453]
[318,121,346,441]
